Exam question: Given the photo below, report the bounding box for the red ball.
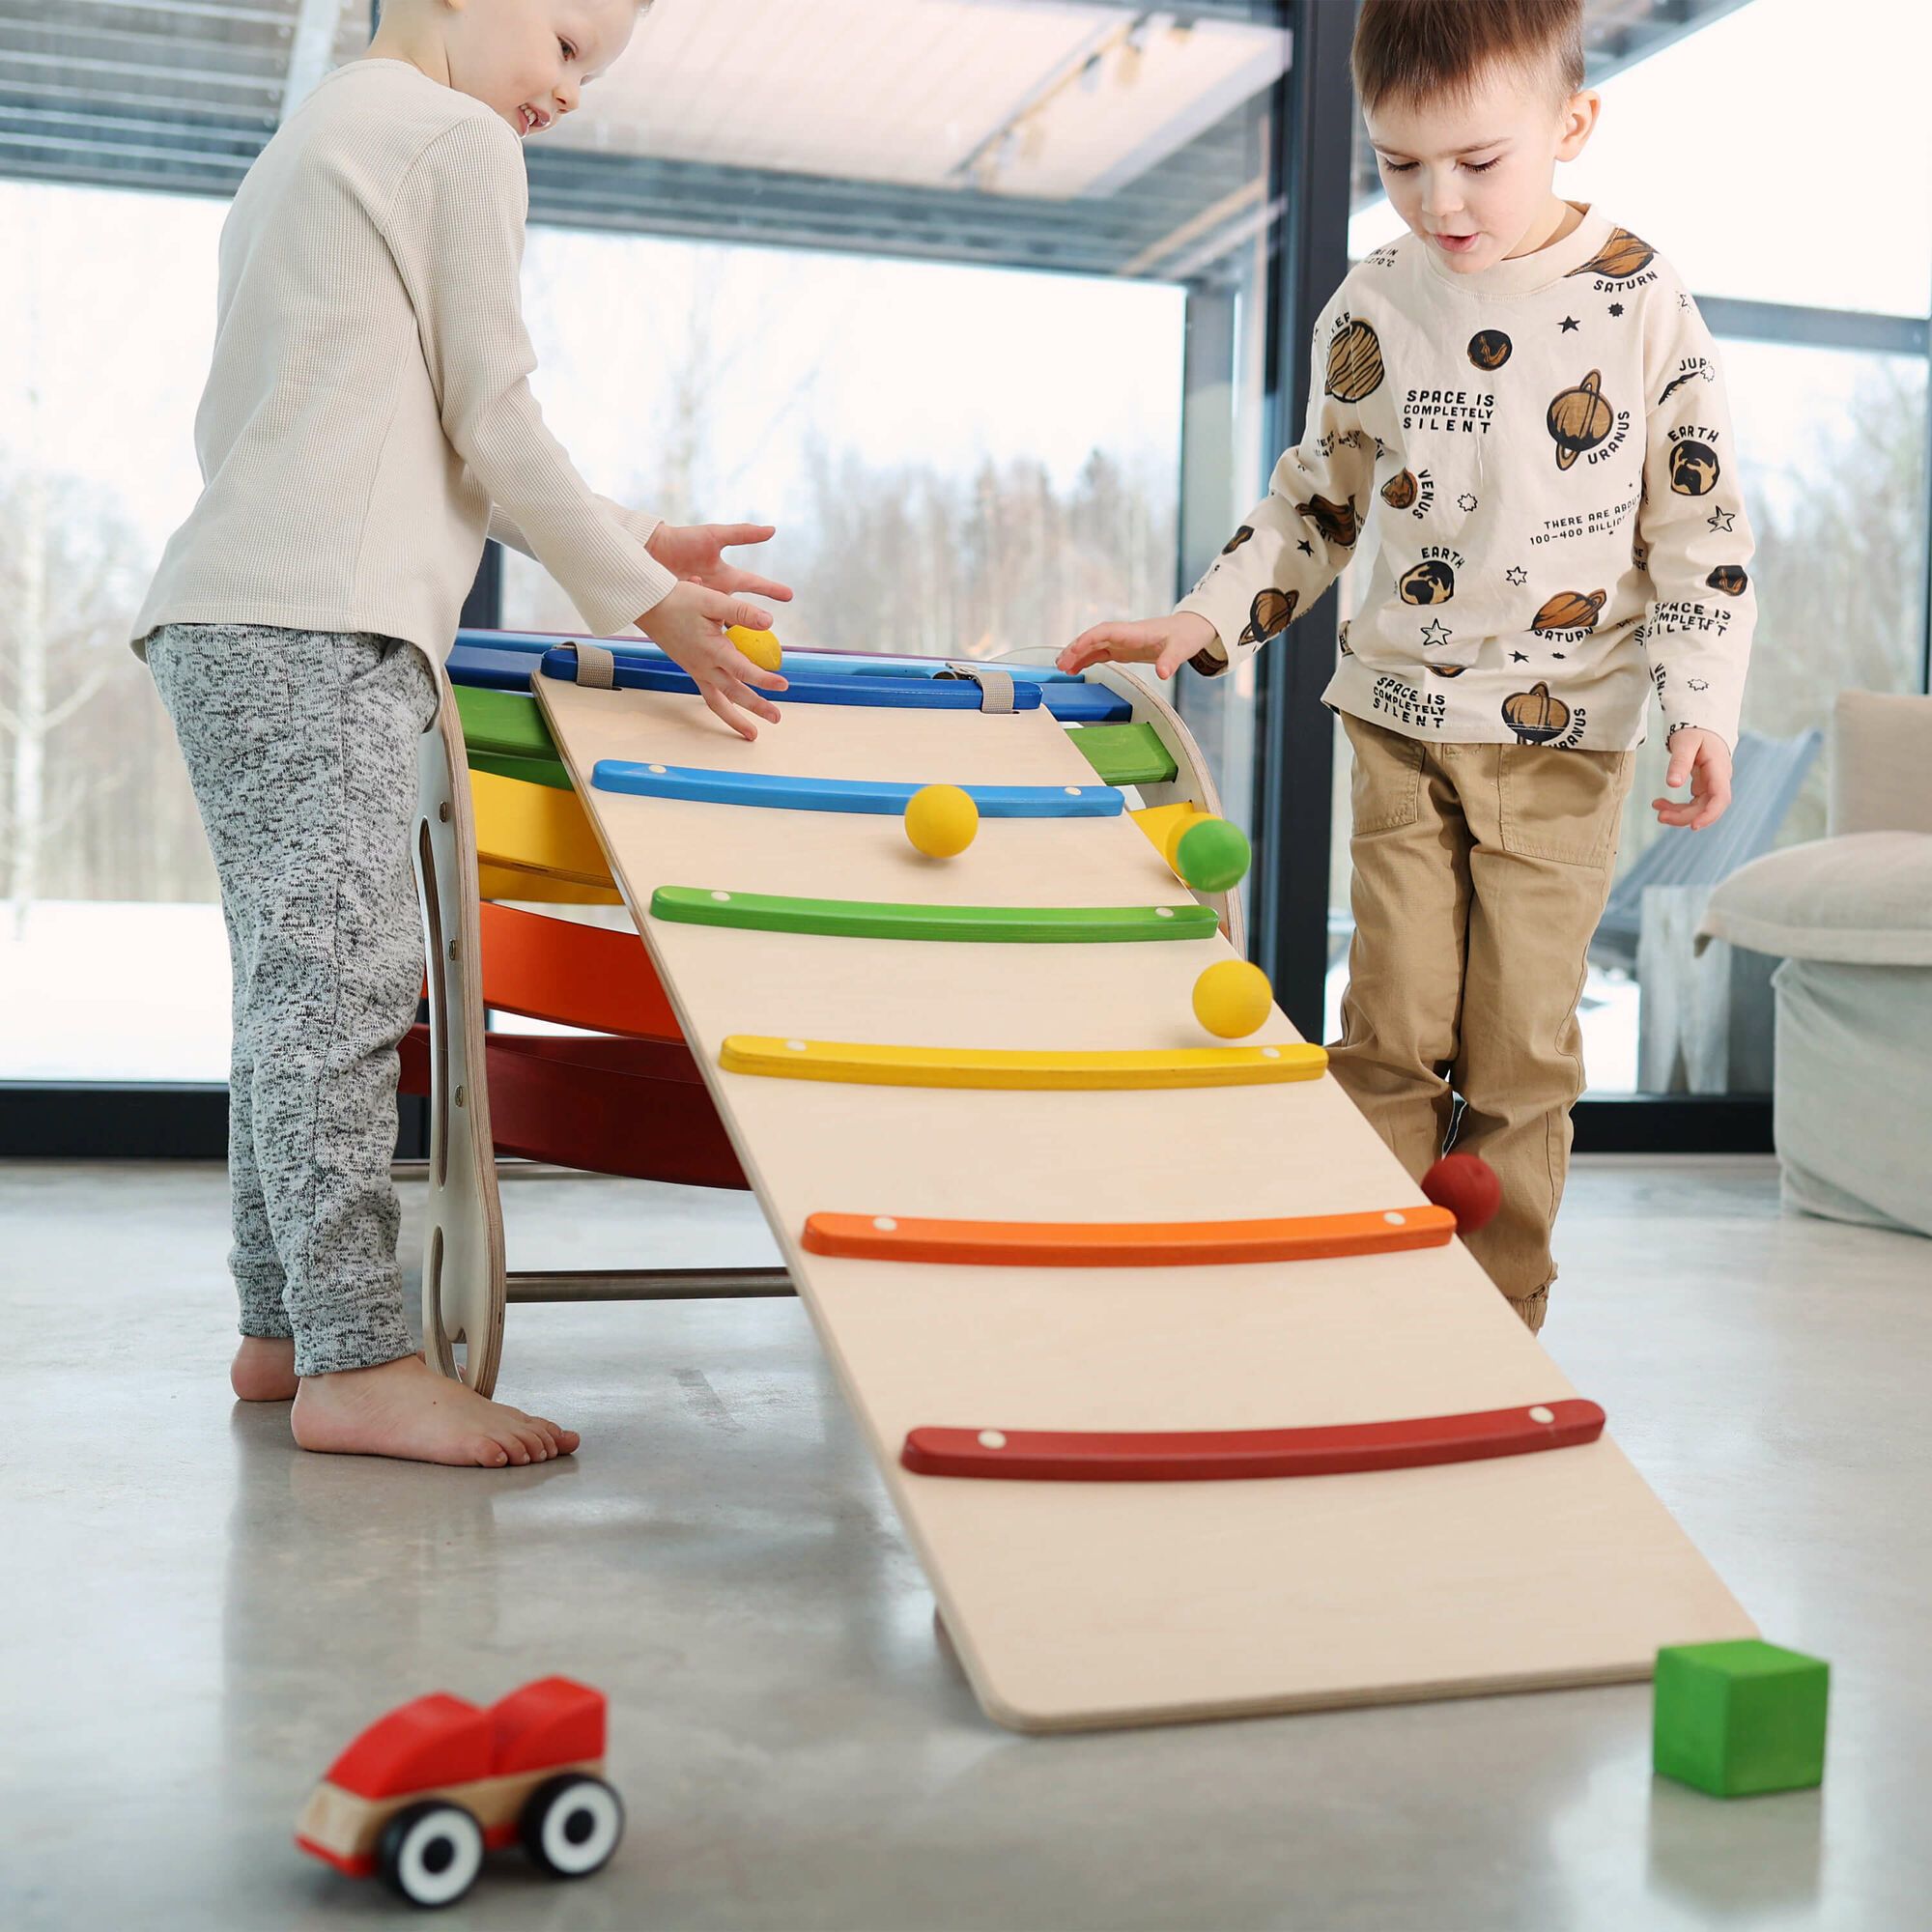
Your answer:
[1421,1153,1502,1234]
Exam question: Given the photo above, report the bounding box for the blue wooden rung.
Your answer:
[539,647,1042,712]
[591,762,1124,817]
[1040,683,1133,724]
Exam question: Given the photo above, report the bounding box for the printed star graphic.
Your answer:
[1373,437,1388,460]
[1707,506,1736,532]
[1457,492,1479,512]
[1297,539,1315,555]
[1505,565,1528,586]
[1559,316,1580,332]
[1608,302,1626,318]
[1421,619,1453,646]
[1511,651,1529,663]
[1678,291,1693,310]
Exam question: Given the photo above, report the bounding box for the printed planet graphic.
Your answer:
[1565,227,1657,281]
[1668,440,1720,496]
[1237,587,1298,648]
[1532,588,1607,634]
[1296,493,1360,548]
[1399,560,1456,605]
[1426,664,1468,678]
[1325,319,1385,402]
[1502,681,1572,745]
[1221,526,1254,554]
[1467,329,1513,371]
[1547,370,1616,470]
[1706,564,1749,596]
[1380,469,1418,510]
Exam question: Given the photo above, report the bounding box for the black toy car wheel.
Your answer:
[520,1773,625,1879]
[376,1799,486,1908]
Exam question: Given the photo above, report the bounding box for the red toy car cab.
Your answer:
[296,1676,622,1907]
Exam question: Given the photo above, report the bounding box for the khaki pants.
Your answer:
[1327,713,1635,1330]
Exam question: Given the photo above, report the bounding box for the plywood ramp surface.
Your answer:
[536,672,1754,1732]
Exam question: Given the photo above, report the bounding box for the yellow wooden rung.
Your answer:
[1132,802,1212,874]
[719,1036,1326,1091]
[476,862,623,906]
[470,768,614,889]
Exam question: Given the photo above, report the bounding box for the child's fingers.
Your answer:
[1155,639,1193,680]
[1690,780,1732,830]
[736,664,788,692]
[716,671,783,724]
[703,589,774,631]
[713,523,778,549]
[727,573,794,602]
[703,687,759,742]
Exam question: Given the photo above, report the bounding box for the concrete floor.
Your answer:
[2,1154,1925,1931]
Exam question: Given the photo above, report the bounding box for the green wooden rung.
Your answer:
[651,886,1218,944]
[1070,722,1179,788]
[454,683,560,761]
[469,748,573,792]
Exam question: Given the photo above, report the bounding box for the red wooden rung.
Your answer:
[900,1399,1605,1482]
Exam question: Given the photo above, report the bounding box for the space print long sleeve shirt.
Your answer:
[130,58,677,667]
[1177,201,1756,752]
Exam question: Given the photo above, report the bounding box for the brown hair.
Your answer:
[1351,0,1585,115]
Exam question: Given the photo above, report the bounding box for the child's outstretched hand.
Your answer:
[639,582,788,742]
[646,522,794,606]
[1058,612,1219,682]
[1652,727,1733,830]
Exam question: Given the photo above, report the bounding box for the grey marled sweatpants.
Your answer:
[148,623,439,1377]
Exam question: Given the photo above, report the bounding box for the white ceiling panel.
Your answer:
[555,0,1289,200]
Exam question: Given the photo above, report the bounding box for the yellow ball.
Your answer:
[726,625,782,673]
[1192,959,1272,1039]
[904,783,979,859]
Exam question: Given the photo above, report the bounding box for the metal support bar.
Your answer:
[1248,0,1353,1037]
[505,1267,795,1303]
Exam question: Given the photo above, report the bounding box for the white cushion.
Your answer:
[1697,832,1932,965]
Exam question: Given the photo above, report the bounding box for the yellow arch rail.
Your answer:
[718,1036,1327,1091]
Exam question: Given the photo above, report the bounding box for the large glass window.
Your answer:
[0,1,1289,1082]
[501,238,1188,664]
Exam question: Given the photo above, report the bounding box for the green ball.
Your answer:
[1174,816,1251,893]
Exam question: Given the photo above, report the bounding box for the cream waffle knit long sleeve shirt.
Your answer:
[131,58,677,663]
[1178,202,1756,751]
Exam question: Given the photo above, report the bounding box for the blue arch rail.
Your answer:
[445,637,1130,722]
[539,647,1044,712]
[591,761,1125,817]
[458,629,1087,682]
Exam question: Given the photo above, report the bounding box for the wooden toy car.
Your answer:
[296,1676,622,1907]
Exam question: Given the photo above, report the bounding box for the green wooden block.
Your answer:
[454,683,559,760]
[469,749,574,792]
[1653,1640,1829,1797]
[1069,722,1179,788]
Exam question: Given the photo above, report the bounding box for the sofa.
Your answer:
[1697,690,1932,1237]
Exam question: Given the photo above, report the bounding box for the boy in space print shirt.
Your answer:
[1060,0,1755,1335]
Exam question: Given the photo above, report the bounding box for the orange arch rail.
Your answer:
[802,1205,1457,1266]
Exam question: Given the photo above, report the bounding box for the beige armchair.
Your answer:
[1698,691,1932,1236]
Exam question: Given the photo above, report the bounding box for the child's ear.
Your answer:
[1555,89,1602,160]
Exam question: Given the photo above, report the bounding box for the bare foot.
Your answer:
[232,1336,299,1403]
[290,1354,581,1467]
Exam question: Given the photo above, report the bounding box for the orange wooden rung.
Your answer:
[476,902,679,1041]
[800,1205,1458,1266]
